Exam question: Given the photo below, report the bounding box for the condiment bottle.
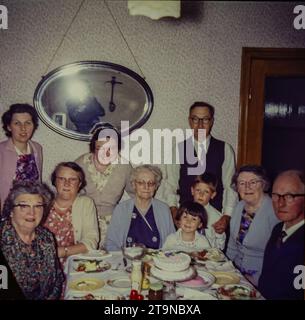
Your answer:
[148,282,163,300]
[131,260,143,292]
[141,262,151,290]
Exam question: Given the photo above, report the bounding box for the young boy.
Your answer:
[191,173,226,249]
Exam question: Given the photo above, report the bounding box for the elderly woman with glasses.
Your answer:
[105,165,176,251]
[0,181,64,300]
[44,162,99,265]
[226,165,279,286]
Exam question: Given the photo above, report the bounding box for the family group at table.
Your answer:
[0,102,304,300]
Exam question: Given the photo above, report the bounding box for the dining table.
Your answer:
[63,248,263,300]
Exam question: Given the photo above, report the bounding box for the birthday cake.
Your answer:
[151,252,195,281]
[153,252,191,272]
[151,265,195,282]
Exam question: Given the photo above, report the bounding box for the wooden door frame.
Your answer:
[237,47,305,168]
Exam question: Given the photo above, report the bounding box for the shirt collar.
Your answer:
[14,143,30,155]
[191,135,211,152]
[282,219,305,241]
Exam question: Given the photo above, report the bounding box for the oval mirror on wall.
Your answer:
[33,61,154,141]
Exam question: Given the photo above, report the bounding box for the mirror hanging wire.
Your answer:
[43,0,145,81]
[104,0,146,79]
[43,0,86,75]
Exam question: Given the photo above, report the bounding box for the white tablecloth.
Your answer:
[64,250,262,300]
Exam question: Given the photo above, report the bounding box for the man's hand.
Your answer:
[212,215,231,234]
[170,206,180,229]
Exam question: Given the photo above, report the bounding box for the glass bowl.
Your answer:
[122,243,146,260]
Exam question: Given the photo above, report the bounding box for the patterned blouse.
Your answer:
[0,220,64,300]
[44,205,75,267]
[14,154,39,182]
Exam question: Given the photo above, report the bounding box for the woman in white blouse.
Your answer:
[75,123,134,246]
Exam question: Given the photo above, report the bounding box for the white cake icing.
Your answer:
[151,265,195,282]
[153,252,191,272]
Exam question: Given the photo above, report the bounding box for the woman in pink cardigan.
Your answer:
[0,104,42,209]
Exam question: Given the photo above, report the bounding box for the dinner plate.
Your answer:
[66,292,127,300]
[68,278,105,291]
[210,272,241,285]
[76,250,112,260]
[217,284,260,300]
[107,277,131,289]
[196,248,226,263]
[177,288,218,300]
[178,271,215,289]
[72,260,111,273]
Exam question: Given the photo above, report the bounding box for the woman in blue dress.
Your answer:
[105,165,176,251]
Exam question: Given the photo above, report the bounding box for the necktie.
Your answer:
[199,143,205,161]
[276,230,287,248]
[197,143,206,167]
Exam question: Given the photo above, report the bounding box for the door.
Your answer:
[238,47,305,182]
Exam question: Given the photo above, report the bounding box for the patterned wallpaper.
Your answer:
[0,1,304,183]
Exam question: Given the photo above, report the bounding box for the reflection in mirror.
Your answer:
[34,61,153,140]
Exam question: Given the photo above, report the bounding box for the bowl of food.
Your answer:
[195,248,226,263]
[217,284,260,300]
[122,243,146,260]
[73,260,111,273]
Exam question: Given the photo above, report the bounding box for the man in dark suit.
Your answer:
[167,102,238,234]
[258,170,305,300]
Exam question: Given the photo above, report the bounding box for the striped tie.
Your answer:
[276,230,287,248]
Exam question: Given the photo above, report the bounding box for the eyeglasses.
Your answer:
[56,176,80,185]
[271,193,305,204]
[135,180,156,188]
[237,179,262,189]
[13,203,44,212]
[190,116,212,125]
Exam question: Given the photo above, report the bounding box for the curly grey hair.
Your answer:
[130,165,163,188]
[1,181,54,222]
[231,164,270,192]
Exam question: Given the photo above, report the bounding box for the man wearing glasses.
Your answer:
[259,170,305,300]
[165,101,238,235]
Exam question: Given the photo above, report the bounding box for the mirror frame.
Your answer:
[33,61,154,141]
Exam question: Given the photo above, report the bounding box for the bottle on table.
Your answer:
[131,260,143,292]
[141,262,151,290]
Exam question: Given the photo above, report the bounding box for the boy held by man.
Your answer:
[191,173,226,249]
